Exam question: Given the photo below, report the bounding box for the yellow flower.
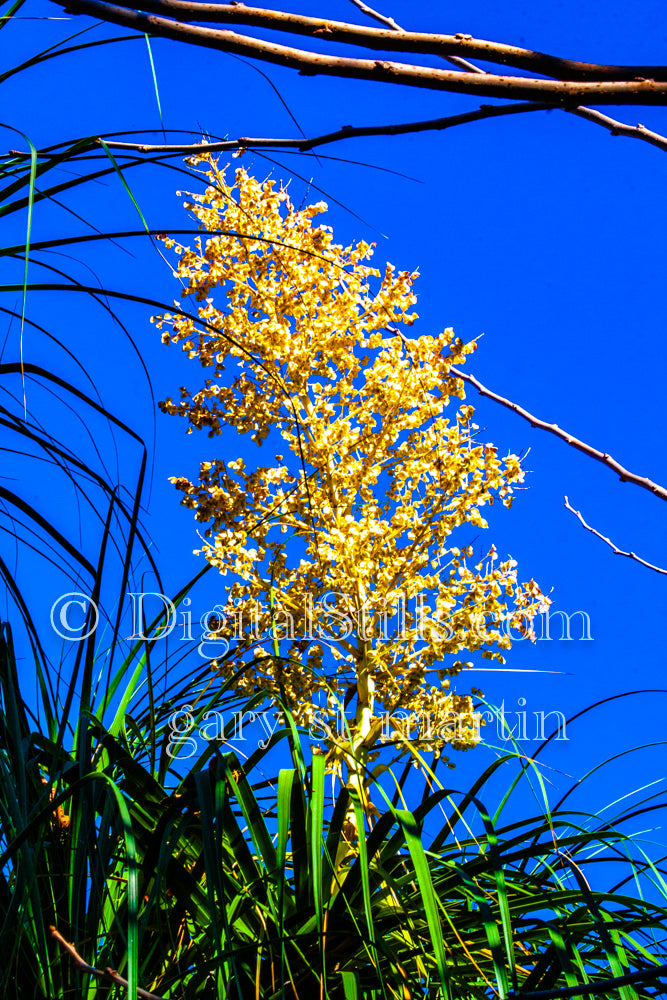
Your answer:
[155,158,546,757]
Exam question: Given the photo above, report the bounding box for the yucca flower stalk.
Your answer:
[156,159,547,806]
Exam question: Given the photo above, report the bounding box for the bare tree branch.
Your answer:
[6,102,666,161]
[347,0,667,138]
[563,498,667,575]
[569,106,667,151]
[347,0,399,32]
[83,107,667,156]
[50,926,170,1000]
[450,367,667,503]
[344,0,488,74]
[54,0,667,104]
[90,102,547,152]
[38,0,667,155]
[57,0,667,84]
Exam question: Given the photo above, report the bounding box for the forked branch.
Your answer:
[56,0,667,84]
[5,104,665,161]
[95,104,667,155]
[53,0,667,104]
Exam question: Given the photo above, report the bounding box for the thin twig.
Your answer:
[94,102,546,152]
[570,106,667,151]
[53,0,667,104]
[346,0,487,74]
[6,101,665,161]
[90,106,667,156]
[50,926,171,1000]
[564,497,667,575]
[347,0,399,31]
[439,52,487,74]
[450,367,667,503]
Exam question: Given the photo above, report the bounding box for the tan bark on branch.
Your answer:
[346,0,399,32]
[55,0,667,105]
[4,104,667,160]
[568,107,667,151]
[81,104,667,156]
[95,103,546,152]
[564,498,667,576]
[58,0,667,84]
[50,926,170,1000]
[451,368,667,503]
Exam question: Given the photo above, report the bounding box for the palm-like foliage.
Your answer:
[1,5,667,1000]
[2,613,667,999]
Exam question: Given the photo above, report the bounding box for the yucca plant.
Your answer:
[1,361,664,1000]
[5,620,666,1000]
[2,5,667,1000]
[147,731,667,1000]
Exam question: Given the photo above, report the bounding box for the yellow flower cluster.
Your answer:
[154,157,547,757]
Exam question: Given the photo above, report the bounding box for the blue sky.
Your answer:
[2,0,667,823]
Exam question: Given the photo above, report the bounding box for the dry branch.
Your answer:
[57,0,667,83]
[50,926,169,1000]
[347,0,400,32]
[55,0,667,105]
[569,107,667,151]
[7,104,665,161]
[345,0,490,74]
[344,2,667,144]
[451,367,667,503]
[94,103,545,152]
[86,104,667,156]
[564,498,667,575]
